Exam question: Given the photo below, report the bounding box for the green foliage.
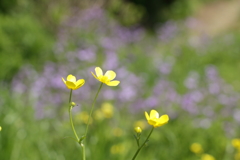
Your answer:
[0,92,229,160]
[0,0,17,14]
[0,0,240,160]
[0,14,54,81]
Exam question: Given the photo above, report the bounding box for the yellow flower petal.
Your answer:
[145,111,150,120]
[156,115,169,127]
[62,74,85,90]
[190,143,203,154]
[62,77,66,84]
[91,72,99,80]
[106,80,120,86]
[66,81,76,89]
[150,110,159,119]
[145,110,169,128]
[67,74,76,82]
[201,154,215,160]
[95,67,103,77]
[105,70,116,80]
[75,79,85,89]
[159,115,169,123]
[148,119,157,126]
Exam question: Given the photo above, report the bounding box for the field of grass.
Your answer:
[1,1,240,160]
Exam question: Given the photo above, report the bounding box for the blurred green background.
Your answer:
[1,0,240,159]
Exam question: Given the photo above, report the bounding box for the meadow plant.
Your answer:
[6,5,240,160]
[190,143,215,160]
[61,67,169,160]
[232,139,240,160]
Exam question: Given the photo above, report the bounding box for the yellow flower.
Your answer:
[201,154,215,160]
[62,74,85,90]
[94,109,104,121]
[134,127,142,133]
[232,139,240,149]
[0,126,1,131]
[145,110,169,128]
[76,111,92,124]
[190,143,203,154]
[101,102,114,118]
[91,67,120,86]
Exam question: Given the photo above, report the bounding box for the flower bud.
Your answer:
[71,102,76,107]
[0,126,2,131]
[134,126,142,133]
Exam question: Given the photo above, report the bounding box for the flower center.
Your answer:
[101,76,110,83]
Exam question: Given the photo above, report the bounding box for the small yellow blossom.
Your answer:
[76,111,92,124]
[91,67,120,86]
[190,143,203,154]
[62,74,85,90]
[0,126,1,131]
[94,109,104,120]
[232,139,240,149]
[101,102,114,118]
[145,110,169,128]
[201,154,215,160]
[134,127,142,133]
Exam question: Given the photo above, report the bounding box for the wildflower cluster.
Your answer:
[232,139,240,160]
[62,67,169,160]
[190,143,215,160]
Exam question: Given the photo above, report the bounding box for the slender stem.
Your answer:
[132,127,155,160]
[68,89,85,160]
[69,89,73,104]
[84,83,103,138]
[137,136,140,147]
[81,143,86,160]
[69,106,79,141]
[68,89,79,141]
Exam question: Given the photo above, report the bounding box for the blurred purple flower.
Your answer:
[202,106,215,117]
[181,94,198,114]
[103,51,119,69]
[118,85,137,102]
[208,83,220,95]
[77,48,96,62]
[158,21,178,42]
[103,89,116,100]
[233,109,240,122]
[144,97,159,108]
[185,17,200,29]
[205,65,219,81]
[159,62,173,75]
[184,71,199,89]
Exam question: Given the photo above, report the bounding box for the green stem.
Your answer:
[68,89,79,141]
[80,143,86,160]
[84,83,103,138]
[68,89,85,160]
[131,127,155,160]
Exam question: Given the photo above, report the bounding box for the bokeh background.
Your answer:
[1,0,240,159]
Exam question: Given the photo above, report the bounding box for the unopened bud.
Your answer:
[71,102,76,107]
[134,126,142,133]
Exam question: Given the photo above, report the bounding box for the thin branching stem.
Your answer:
[132,127,154,160]
[84,83,103,138]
